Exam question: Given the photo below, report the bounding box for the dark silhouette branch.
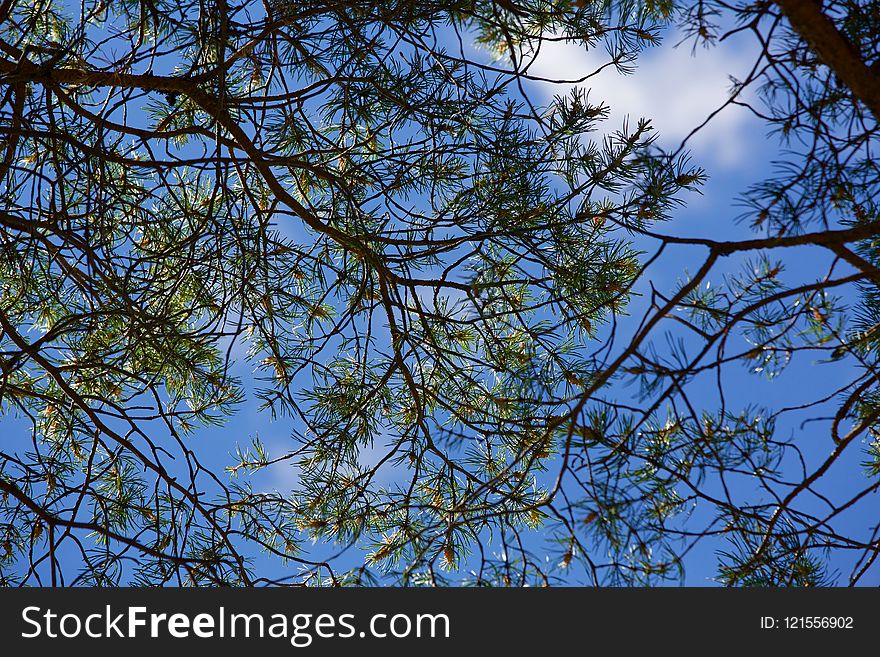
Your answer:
[774,0,880,120]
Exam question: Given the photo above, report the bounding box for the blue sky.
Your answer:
[3,14,878,586]
[228,25,879,584]
[519,27,878,584]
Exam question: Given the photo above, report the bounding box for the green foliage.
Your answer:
[0,0,878,587]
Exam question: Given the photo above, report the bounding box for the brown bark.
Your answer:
[774,0,880,120]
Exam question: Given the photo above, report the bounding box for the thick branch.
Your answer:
[774,0,880,121]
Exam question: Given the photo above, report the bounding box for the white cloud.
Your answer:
[527,33,763,169]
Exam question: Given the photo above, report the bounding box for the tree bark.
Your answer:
[774,0,880,121]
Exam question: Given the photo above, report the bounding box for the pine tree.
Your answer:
[0,0,877,586]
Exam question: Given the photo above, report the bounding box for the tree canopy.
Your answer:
[0,0,878,586]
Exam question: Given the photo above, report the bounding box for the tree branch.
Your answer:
[774,0,880,120]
